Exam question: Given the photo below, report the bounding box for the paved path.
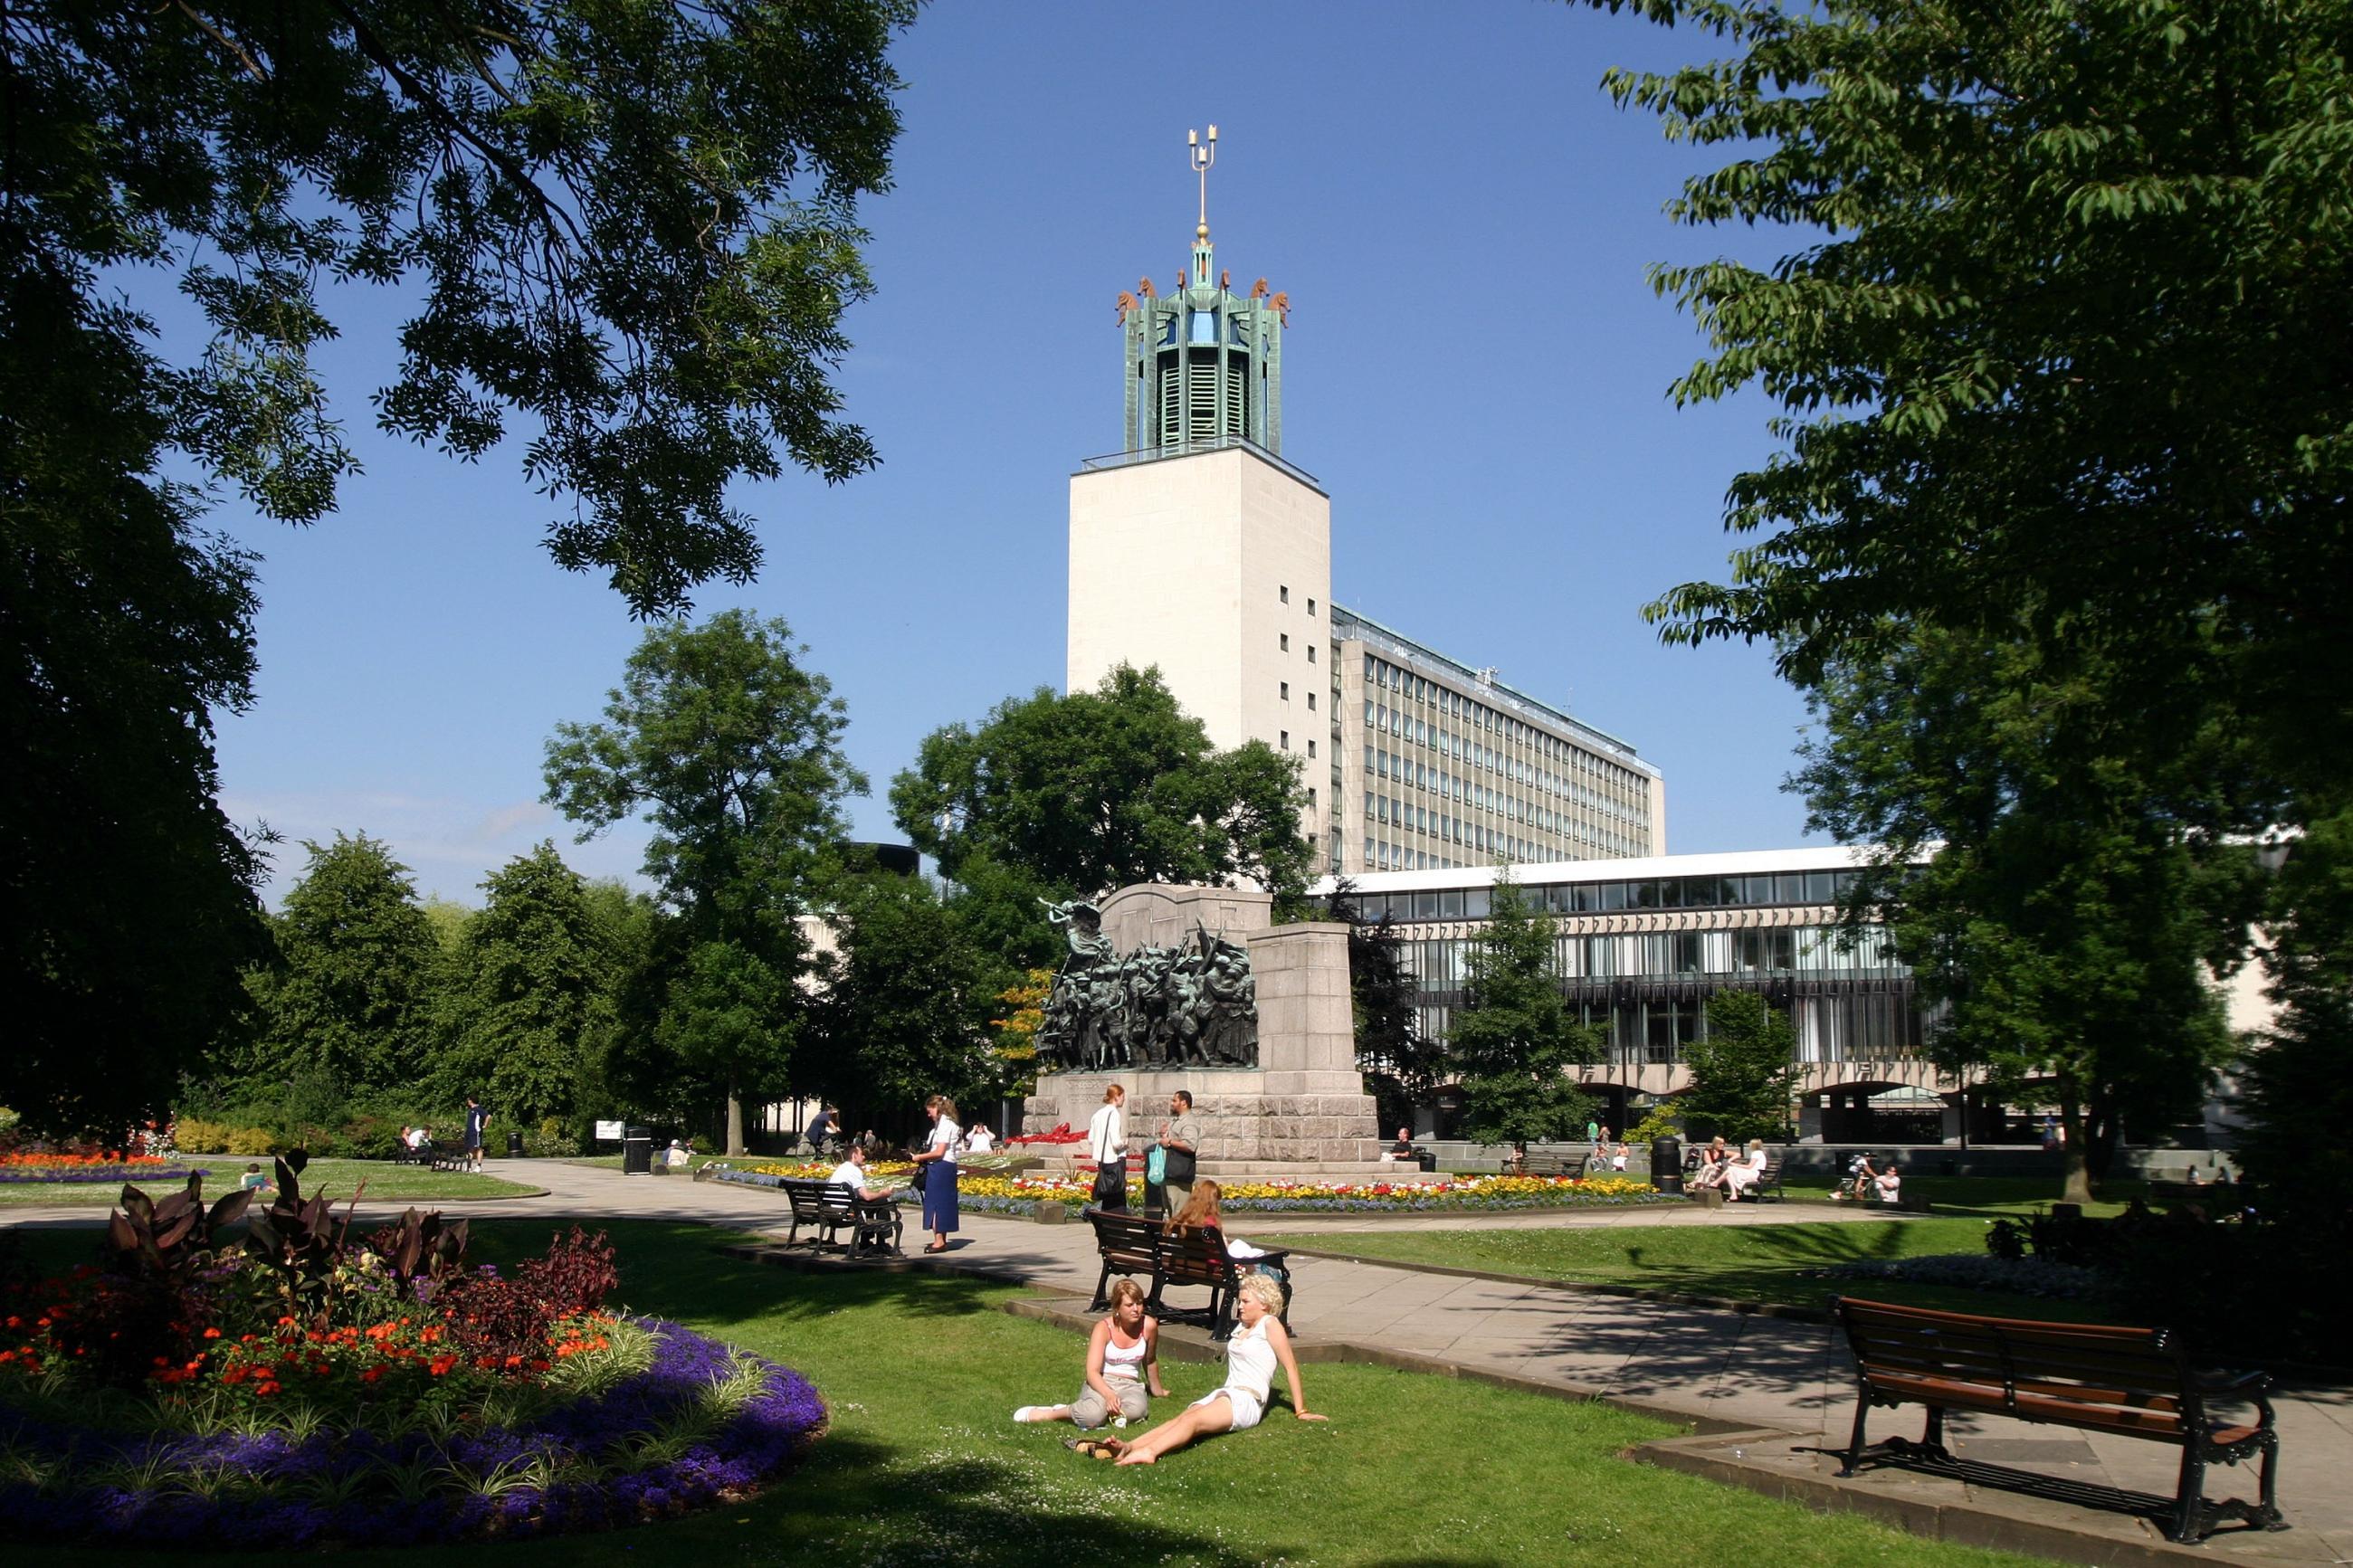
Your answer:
[8,1160,2343,1562]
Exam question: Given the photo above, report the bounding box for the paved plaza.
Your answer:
[8,1159,2344,1564]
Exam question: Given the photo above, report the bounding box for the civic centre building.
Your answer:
[1061,157,2030,1145]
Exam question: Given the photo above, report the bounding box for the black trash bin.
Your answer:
[621,1126,653,1175]
[506,1129,525,1158]
[1652,1136,1683,1195]
[1414,1148,1437,1174]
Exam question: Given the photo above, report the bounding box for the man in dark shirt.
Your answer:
[805,1105,834,1155]
[463,1096,490,1173]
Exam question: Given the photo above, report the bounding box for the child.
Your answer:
[1610,1144,1629,1173]
[238,1162,271,1193]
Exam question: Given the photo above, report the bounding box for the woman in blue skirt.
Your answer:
[913,1093,961,1252]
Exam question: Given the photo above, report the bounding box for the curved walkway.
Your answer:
[6,1159,2342,1563]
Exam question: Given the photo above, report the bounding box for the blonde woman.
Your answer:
[1721,1138,1769,1202]
[1087,1083,1129,1212]
[1107,1274,1322,1464]
[1013,1278,1168,1430]
[912,1094,960,1252]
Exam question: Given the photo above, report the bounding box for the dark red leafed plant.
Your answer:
[519,1226,618,1316]
[438,1227,618,1363]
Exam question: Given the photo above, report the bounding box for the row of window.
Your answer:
[1411,992,1925,1067]
[1366,738,1636,834]
[1364,698,1642,819]
[1363,654,1643,796]
[1397,926,1905,990]
[1349,870,1865,926]
[1367,793,1633,860]
[1364,835,1603,872]
[1276,585,1317,616]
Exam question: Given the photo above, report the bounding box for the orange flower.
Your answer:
[202,1326,222,1339]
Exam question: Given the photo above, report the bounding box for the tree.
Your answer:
[242,833,442,1094]
[1795,623,2259,1200]
[1327,879,1446,1134]
[5,2,911,1134]
[890,665,1314,958]
[433,843,624,1130]
[1447,870,1602,1154]
[1679,991,1797,1145]
[1591,0,2353,823]
[805,869,996,1143]
[543,611,864,1152]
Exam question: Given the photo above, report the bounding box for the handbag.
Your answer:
[1091,1162,1125,1205]
[910,1161,930,1193]
[1145,1145,1167,1185]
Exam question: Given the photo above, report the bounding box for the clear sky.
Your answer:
[205,0,1824,907]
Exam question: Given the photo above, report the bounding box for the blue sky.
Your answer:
[205,0,1823,906]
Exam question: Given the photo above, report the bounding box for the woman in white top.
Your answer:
[1721,1138,1770,1201]
[1087,1084,1129,1212]
[1109,1274,1323,1464]
[964,1124,996,1155]
[1013,1278,1168,1430]
[912,1093,961,1252]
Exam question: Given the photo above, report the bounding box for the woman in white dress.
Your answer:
[1108,1275,1324,1464]
[911,1094,961,1252]
[1721,1138,1769,1201]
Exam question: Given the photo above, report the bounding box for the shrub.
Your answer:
[224,1126,281,1156]
[172,1117,230,1154]
[521,1117,581,1157]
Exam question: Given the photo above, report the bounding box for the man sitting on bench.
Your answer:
[828,1144,888,1202]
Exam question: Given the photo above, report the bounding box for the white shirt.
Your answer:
[965,1126,996,1153]
[1224,1318,1277,1402]
[1088,1102,1126,1165]
[826,1160,868,1191]
[928,1118,959,1166]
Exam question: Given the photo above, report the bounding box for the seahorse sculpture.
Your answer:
[1138,276,1157,299]
[1269,290,1291,325]
[1116,290,1139,324]
[1219,268,1231,290]
[1250,277,1269,299]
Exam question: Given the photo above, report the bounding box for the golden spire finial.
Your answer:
[1187,124,1217,243]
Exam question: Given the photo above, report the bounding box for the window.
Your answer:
[1308,786,1317,807]
[1281,682,1290,700]
[1307,644,1316,663]
[1307,692,1316,710]
[1280,633,1290,651]
[1280,730,1290,749]
[1308,739,1317,758]
[1307,597,1317,615]
[1280,585,1289,603]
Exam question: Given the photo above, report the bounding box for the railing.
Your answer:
[1075,433,1324,493]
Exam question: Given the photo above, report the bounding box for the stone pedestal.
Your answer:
[1023,884,1383,1165]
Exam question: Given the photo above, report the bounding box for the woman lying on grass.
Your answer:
[1014,1278,1168,1429]
[1101,1274,1324,1465]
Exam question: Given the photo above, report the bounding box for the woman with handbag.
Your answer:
[912,1094,961,1252]
[1088,1084,1129,1212]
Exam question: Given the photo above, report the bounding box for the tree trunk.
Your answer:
[2058,1076,2094,1206]
[726,1066,747,1156]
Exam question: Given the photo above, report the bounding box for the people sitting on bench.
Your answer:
[1722,1139,1769,1202]
[1164,1180,1272,1266]
[1689,1136,1732,1192]
[1383,1126,1416,1162]
[1013,1278,1169,1430]
[1872,1161,1901,1202]
[1095,1276,1324,1465]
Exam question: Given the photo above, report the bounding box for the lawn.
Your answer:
[0,1157,543,1206]
[5,1218,2051,1568]
[1256,1217,2137,1322]
[1774,1174,2145,1218]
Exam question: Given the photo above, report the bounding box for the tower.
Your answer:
[1069,127,1332,860]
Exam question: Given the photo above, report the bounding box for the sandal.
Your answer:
[924,1241,949,1253]
[1063,1437,1121,1459]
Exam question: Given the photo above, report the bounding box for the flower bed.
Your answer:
[0,1158,826,1548]
[0,1153,205,1185]
[943,1172,1668,1214]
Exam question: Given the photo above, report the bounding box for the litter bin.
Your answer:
[506,1130,525,1158]
[1652,1136,1683,1195]
[1414,1148,1438,1174]
[622,1126,653,1175]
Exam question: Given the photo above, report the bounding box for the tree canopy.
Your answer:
[1677,991,1796,1145]
[890,665,1315,955]
[1448,871,1601,1151]
[544,610,864,1149]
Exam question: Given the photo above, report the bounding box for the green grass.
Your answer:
[1776,1174,2145,1218]
[5,1218,2050,1568]
[1257,1218,2138,1322]
[0,1157,542,1206]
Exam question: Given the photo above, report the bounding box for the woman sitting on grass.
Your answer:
[1013,1278,1168,1430]
[1100,1275,1323,1464]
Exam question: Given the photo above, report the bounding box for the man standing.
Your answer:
[463,1095,490,1173]
[1153,1089,1201,1218]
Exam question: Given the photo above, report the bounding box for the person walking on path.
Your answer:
[1106,1275,1322,1465]
[1014,1278,1169,1430]
[1151,1089,1200,1218]
[1088,1084,1129,1212]
[462,1096,490,1173]
[912,1095,961,1252]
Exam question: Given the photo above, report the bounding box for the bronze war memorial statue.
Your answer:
[1034,898,1259,1071]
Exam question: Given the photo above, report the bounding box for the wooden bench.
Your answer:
[428,1145,477,1173]
[389,1143,430,1165]
[778,1178,902,1255]
[1833,1297,2282,1543]
[1083,1210,1292,1340]
[1726,1152,1785,1202]
[1520,1153,1586,1178]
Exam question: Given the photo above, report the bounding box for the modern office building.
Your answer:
[1067,147,1663,877]
[1310,849,1962,1143]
